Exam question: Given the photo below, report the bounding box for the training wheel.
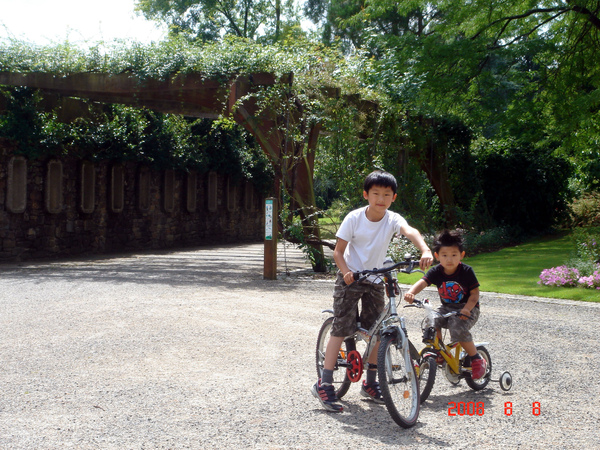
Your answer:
[499,371,513,391]
[346,350,363,382]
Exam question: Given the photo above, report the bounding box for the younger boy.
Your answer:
[312,170,433,412]
[404,229,487,380]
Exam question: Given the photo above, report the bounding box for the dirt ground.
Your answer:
[1,243,599,449]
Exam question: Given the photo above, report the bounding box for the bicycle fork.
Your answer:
[381,315,415,383]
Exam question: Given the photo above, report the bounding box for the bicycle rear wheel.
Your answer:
[377,333,420,428]
[315,316,354,399]
[418,354,437,403]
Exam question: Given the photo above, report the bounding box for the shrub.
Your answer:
[578,267,600,290]
[570,193,600,227]
[462,227,519,255]
[572,227,600,264]
[538,266,581,287]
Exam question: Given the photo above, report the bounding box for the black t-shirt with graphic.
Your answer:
[423,263,480,306]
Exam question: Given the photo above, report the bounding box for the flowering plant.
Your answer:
[577,268,600,290]
[538,266,580,287]
[539,264,600,289]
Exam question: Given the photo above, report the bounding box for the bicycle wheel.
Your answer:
[315,316,354,399]
[417,354,437,403]
[465,345,492,391]
[377,333,420,428]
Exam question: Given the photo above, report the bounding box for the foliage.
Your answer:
[0,36,352,89]
[569,193,600,227]
[572,227,600,264]
[0,87,45,158]
[462,227,521,256]
[0,86,273,192]
[0,27,589,239]
[473,139,574,231]
[135,0,302,43]
[305,0,599,229]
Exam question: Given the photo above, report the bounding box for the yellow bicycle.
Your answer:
[407,299,512,403]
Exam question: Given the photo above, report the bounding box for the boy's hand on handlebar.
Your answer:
[404,292,415,304]
[419,250,433,270]
[459,308,471,321]
[344,271,356,285]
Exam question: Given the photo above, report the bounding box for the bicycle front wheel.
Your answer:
[315,316,354,399]
[377,333,420,428]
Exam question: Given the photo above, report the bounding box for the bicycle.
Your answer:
[406,299,512,403]
[315,256,424,428]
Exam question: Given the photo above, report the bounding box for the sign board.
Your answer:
[265,198,274,240]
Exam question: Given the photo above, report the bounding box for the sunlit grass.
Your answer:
[465,233,599,302]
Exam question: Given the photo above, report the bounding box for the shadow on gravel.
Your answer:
[316,386,514,446]
[314,400,452,446]
[421,388,498,411]
[0,244,316,292]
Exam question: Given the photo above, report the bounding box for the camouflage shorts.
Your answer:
[434,304,480,342]
[330,271,386,337]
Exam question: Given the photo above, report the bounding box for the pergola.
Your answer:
[0,70,329,270]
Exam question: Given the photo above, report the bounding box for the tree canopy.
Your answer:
[2,0,598,246]
[135,0,302,42]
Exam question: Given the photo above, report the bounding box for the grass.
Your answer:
[396,232,599,302]
[318,217,340,240]
[464,232,599,302]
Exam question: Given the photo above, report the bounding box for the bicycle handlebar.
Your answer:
[352,257,423,283]
[405,299,473,320]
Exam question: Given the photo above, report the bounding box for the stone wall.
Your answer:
[0,147,264,262]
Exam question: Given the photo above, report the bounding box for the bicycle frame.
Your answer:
[421,325,489,377]
[422,335,463,375]
[321,266,417,379]
[354,271,410,364]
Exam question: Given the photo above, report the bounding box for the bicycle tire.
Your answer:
[418,355,437,403]
[315,316,354,399]
[465,345,492,391]
[377,333,420,428]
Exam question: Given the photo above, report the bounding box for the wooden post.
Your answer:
[264,197,277,280]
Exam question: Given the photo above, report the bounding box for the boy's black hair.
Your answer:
[364,170,398,194]
[433,229,465,253]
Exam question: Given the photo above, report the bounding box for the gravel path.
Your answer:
[0,244,599,449]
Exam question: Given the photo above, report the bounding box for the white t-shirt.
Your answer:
[336,206,408,273]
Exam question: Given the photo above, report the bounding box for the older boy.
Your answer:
[312,170,433,412]
[404,229,487,380]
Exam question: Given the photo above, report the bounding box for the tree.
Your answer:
[304,0,599,231]
[135,0,301,42]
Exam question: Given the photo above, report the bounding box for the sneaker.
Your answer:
[360,381,385,404]
[311,379,343,412]
[471,357,487,380]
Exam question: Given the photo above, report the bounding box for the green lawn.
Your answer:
[398,232,599,302]
[318,217,340,240]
